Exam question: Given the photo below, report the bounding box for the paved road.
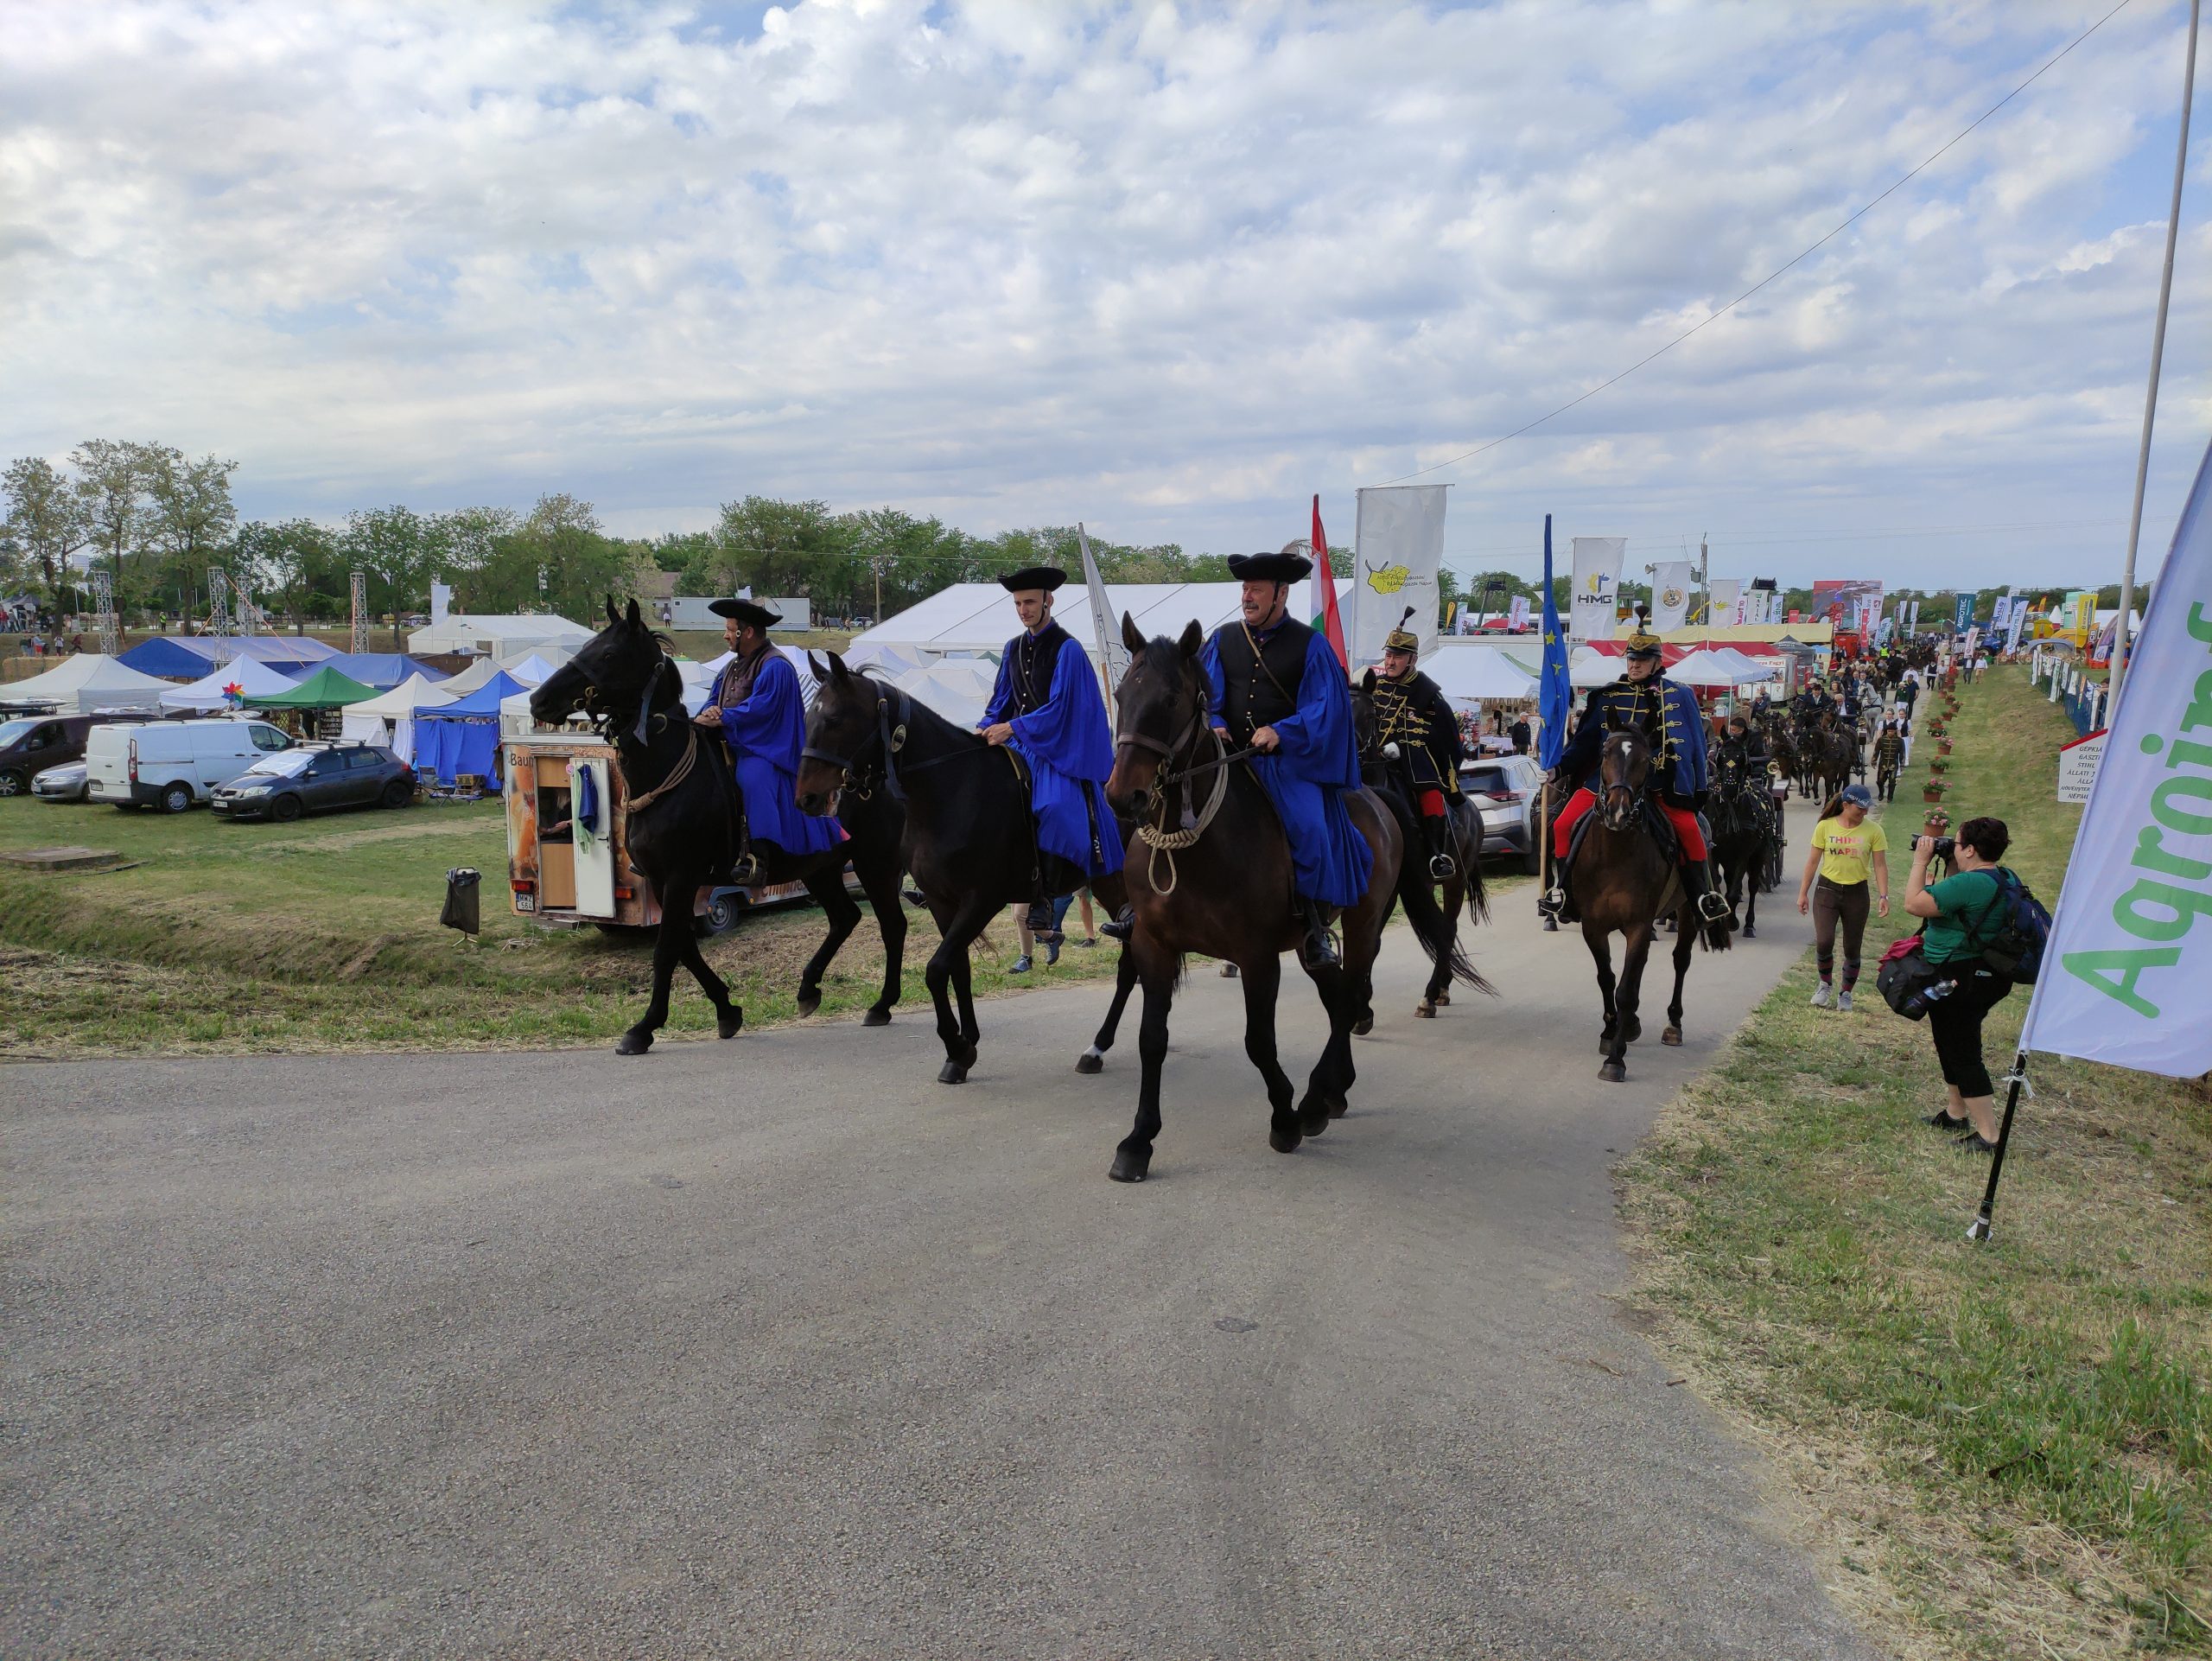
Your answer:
[4,803,1879,1659]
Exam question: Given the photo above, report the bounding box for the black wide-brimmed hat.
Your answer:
[708,597,783,628]
[997,566,1066,594]
[1226,544,1313,584]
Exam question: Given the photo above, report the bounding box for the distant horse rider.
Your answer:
[1538,609,1736,930]
[697,596,845,881]
[1369,605,1465,879]
[979,563,1125,945]
[1201,542,1371,967]
[1873,716,1905,803]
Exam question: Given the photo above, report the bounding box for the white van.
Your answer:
[86,719,295,812]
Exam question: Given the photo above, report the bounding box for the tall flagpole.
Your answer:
[2111,0,2197,707]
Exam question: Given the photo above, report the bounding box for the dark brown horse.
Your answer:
[1807,715,1858,806]
[1100,618,1482,1182]
[1571,729,1730,1083]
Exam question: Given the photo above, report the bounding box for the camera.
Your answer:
[1911,833,1955,860]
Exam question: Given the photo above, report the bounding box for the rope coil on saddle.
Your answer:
[1134,727,1238,895]
[625,718,698,812]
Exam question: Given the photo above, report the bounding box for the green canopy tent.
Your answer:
[253,665,381,710]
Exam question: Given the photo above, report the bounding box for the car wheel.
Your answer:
[159,781,194,814]
[381,780,413,809]
[271,794,303,823]
[0,770,24,798]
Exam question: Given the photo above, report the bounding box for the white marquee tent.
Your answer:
[407,613,595,659]
[850,581,1318,661]
[1423,644,1537,705]
[341,672,457,761]
[158,655,303,710]
[1,654,173,715]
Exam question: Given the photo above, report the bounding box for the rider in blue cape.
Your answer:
[980,564,1124,944]
[698,596,845,877]
[1199,544,1371,967]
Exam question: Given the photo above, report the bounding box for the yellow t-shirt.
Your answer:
[1811,815,1887,886]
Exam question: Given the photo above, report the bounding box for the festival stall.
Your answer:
[340,672,457,761]
[157,655,304,711]
[412,671,527,787]
[0,654,173,715]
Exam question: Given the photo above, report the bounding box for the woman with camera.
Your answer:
[1902,815,2015,1152]
[1796,783,1889,1011]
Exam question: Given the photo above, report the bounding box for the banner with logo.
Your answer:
[1569,536,1624,641]
[1707,577,1742,627]
[1954,592,1975,631]
[2020,437,2212,1077]
[2005,595,2031,652]
[1651,561,1692,633]
[1351,486,1447,665]
[1811,578,1883,632]
[1508,594,1530,632]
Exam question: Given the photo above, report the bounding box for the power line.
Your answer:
[1373,0,2140,487]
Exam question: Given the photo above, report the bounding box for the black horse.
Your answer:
[795,653,1129,1085]
[531,600,910,1054]
[1349,672,1489,1020]
[1706,756,1780,940]
[1100,620,1484,1181]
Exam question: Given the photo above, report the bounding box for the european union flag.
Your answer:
[1537,513,1573,770]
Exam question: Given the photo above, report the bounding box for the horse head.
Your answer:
[1597,727,1649,831]
[795,652,879,816]
[1106,612,1207,818]
[531,595,669,740]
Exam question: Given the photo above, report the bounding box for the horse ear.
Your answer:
[625,598,641,627]
[1121,610,1145,655]
[807,652,828,684]
[1360,667,1376,692]
[1177,618,1202,658]
[606,594,621,625]
[826,650,849,681]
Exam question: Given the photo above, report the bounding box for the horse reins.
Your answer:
[1116,703,1255,896]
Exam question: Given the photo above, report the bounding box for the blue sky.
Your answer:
[2,0,2204,594]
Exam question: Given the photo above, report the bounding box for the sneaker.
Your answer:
[1046,936,1062,967]
[1836,990,1853,1013]
[1809,981,1833,1009]
[1075,936,1097,949]
[1010,955,1033,975]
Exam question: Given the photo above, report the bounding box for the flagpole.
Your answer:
[1968,1047,2032,1242]
[2111,0,2197,708]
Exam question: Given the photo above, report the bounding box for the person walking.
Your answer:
[1796,782,1890,1011]
[1508,712,1531,755]
[1903,816,2018,1151]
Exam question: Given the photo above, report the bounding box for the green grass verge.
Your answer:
[1621,667,2211,1658]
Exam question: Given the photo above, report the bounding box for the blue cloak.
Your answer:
[1200,628,1374,907]
[1554,676,1711,799]
[719,651,844,857]
[983,632,1125,879]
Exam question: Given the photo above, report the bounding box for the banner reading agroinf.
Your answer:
[1351,486,1446,665]
[2020,436,2212,1078]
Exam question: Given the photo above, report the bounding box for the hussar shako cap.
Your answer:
[709,596,783,628]
[1382,605,1421,655]
[1227,541,1313,585]
[997,566,1066,594]
[1622,604,1665,660]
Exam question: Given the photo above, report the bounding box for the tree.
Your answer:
[706,496,861,614]
[235,519,346,633]
[462,496,632,619]
[342,506,442,650]
[145,449,239,608]
[2,455,90,598]
[69,439,157,610]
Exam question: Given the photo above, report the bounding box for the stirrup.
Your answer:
[1300,926,1340,968]
[1025,901,1063,944]
[1427,853,1457,880]
[1696,890,1735,925]
[730,851,761,886]
[1537,886,1568,918]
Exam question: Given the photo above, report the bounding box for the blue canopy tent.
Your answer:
[118,634,340,678]
[321,652,448,690]
[413,671,525,786]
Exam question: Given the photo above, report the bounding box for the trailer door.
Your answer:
[568,756,616,918]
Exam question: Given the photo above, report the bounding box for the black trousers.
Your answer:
[1927,967,2014,1098]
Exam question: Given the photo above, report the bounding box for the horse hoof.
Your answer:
[1268,1124,1303,1155]
[795,990,821,1017]
[1742,925,1757,939]
[1352,1014,1375,1036]
[1623,1019,1642,1044]
[614,1031,653,1056]
[1108,1149,1150,1183]
[862,1007,893,1028]
[1433,990,1451,1006]
[717,1008,744,1041]
[1662,1027,1683,1047]
[938,1060,969,1085]
[1220,962,1239,978]
[1298,1102,1331,1136]
[1327,1093,1350,1119]
[1074,1050,1103,1075]
[1599,1060,1627,1083]
[959,1041,979,1067]
[1414,1001,1435,1019]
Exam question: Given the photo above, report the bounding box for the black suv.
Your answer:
[0,713,147,797]
[211,744,416,822]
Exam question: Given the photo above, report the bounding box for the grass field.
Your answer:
[0,792,1121,1054]
[1621,665,2212,1659]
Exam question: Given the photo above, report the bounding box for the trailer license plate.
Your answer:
[516,894,536,913]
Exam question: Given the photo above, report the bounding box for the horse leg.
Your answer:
[1610,921,1655,1062]
[854,852,907,1026]
[794,864,859,1017]
[1741,853,1759,939]
[1585,923,1618,1054]
[926,894,994,1084]
[1110,958,1178,1182]
[1077,945,1138,1074]
[1417,872,1459,1018]
[1662,905,1696,1046]
[1297,964,1359,1130]
[1230,954,1302,1149]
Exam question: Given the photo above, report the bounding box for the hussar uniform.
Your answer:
[1368,611,1465,879]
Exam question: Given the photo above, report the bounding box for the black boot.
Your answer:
[1685,859,1737,928]
[1299,896,1339,968]
[1538,869,1573,921]
[1100,904,1135,941]
[1026,885,1063,945]
[1424,812,1457,881]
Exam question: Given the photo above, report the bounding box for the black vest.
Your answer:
[1372,668,1457,787]
[1215,616,1312,745]
[1005,622,1069,717]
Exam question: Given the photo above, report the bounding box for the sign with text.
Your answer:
[2056,729,2107,804]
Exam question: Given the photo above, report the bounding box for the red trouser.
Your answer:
[1418,788,1446,818]
[1553,787,1707,860]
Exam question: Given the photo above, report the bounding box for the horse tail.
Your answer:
[1379,787,1490,993]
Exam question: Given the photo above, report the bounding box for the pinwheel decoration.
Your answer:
[222,680,244,706]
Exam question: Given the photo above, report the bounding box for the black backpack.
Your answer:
[1959,867,2050,984]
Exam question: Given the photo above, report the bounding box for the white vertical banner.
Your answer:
[1569,536,1625,641]
[2020,438,2212,1076]
[1651,561,1693,633]
[1507,594,1530,631]
[1075,523,1129,716]
[1351,487,1448,665]
[2006,595,2031,653]
[430,579,452,626]
[1708,578,1742,627]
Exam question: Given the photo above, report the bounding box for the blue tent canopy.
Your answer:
[413,670,525,785]
[321,652,448,690]
[118,635,340,678]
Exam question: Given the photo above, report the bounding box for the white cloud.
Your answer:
[0,0,2203,588]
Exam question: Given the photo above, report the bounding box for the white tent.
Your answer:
[1423,644,1537,705]
[1669,648,1771,687]
[677,646,821,716]
[888,659,1000,729]
[438,657,506,696]
[499,652,564,688]
[840,642,933,677]
[1570,646,1622,688]
[340,672,457,761]
[852,580,1317,660]
[158,655,303,710]
[406,613,595,659]
[0,654,172,715]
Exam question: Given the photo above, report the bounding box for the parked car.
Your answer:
[31,760,90,802]
[211,744,416,822]
[1459,752,1548,874]
[0,713,143,797]
[86,718,293,812]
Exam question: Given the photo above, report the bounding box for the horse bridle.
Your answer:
[801,684,913,803]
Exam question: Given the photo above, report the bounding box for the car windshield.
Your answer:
[0,719,40,748]
[244,751,315,779]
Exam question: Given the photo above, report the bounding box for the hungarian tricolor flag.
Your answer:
[1313,493,1346,668]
